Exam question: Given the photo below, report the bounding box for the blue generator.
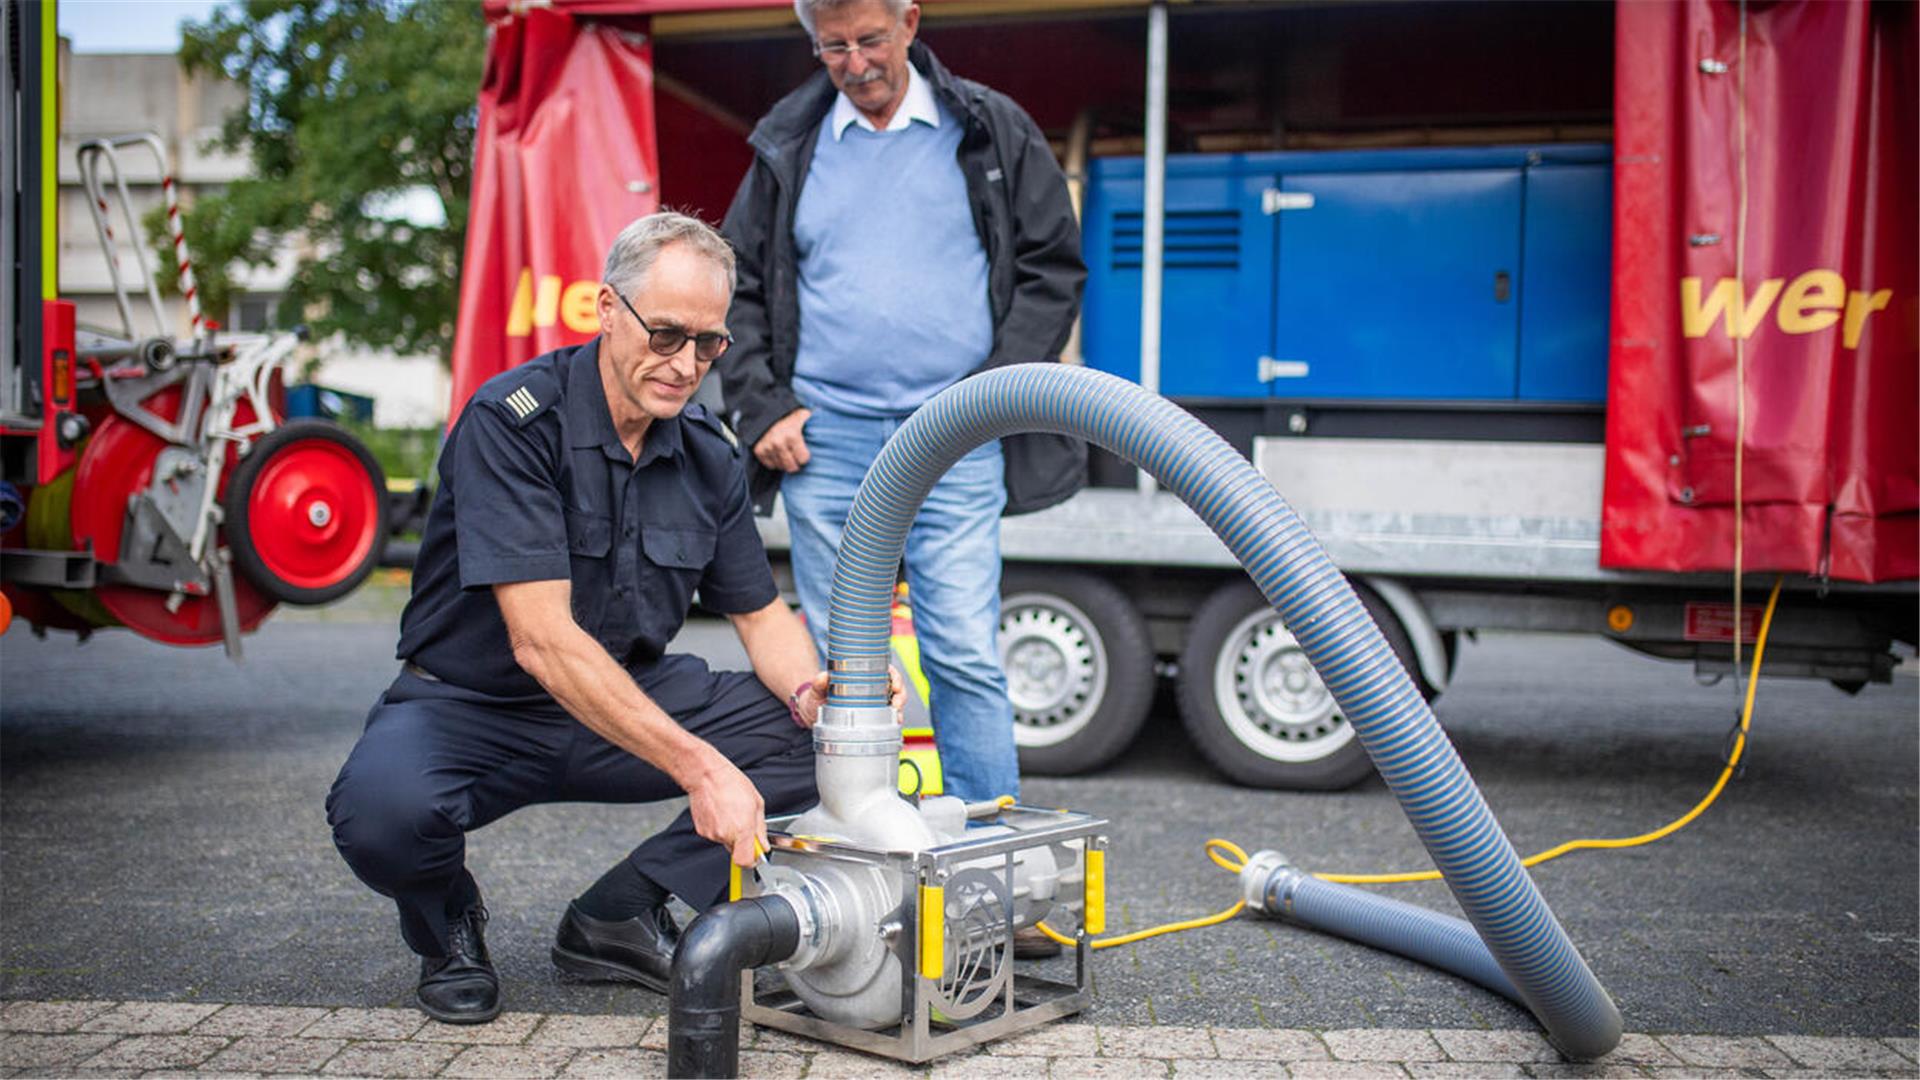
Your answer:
[1079,144,1612,406]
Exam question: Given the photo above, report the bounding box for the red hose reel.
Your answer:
[24,383,387,646]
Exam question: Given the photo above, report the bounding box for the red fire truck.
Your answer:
[1,0,388,657]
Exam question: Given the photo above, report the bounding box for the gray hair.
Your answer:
[793,0,911,37]
[602,211,736,297]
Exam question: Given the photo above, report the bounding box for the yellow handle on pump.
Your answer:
[918,883,946,981]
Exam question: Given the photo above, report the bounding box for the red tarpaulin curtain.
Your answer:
[448,8,660,423]
[1604,0,1917,582]
[479,0,783,15]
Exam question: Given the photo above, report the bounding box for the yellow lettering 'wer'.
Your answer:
[1680,277,1784,339]
[1775,269,1844,333]
[1680,269,1893,348]
[1842,288,1893,349]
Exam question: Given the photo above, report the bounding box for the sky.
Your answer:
[56,0,226,54]
[53,0,450,229]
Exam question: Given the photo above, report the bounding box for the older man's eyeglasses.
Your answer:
[812,28,895,62]
[614,290,731,362]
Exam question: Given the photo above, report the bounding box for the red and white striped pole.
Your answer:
[159,173,204,337]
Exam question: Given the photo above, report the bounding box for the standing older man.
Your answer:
[327,213,847,1024]
[721,0,1085,827]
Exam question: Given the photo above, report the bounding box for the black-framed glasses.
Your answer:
[812,27,895,62]
[614,289,731,362]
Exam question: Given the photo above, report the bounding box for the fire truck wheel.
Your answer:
[999,566,1155,775]
[223,421,388,606]
[1177,578,1426,791]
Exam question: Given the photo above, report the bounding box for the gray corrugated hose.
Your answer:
[817,363,1622,1060]
[1239,849,1521,1005]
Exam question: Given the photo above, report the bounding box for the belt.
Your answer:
[403,661,443,683]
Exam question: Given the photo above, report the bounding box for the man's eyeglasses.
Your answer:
[614,289,732,362]
[812,28,895,63]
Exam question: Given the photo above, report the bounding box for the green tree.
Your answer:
[156,0,485,359]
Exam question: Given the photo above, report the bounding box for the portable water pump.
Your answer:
[668,691,1110,1069]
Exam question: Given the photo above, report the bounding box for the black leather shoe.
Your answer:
[551,900,679,993]
[417,903,501,1024]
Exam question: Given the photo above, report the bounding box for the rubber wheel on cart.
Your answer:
[1176,577,1427,790]
[223,420,387,606]
[999,567,1155,775]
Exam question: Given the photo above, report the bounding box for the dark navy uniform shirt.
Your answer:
[395,338,779,699]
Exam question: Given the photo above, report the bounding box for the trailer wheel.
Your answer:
[999,567,1154,775]
[223,421,387,606]
[1177,578,1426,790]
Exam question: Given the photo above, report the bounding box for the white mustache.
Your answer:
[843,69,885,86]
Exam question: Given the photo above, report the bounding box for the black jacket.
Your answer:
[719,41,1088,515]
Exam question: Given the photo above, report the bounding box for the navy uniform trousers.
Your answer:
[326,654,816,957]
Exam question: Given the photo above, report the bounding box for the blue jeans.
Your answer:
[780,406,1018,802]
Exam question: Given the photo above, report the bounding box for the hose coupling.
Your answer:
[1240,849,1307,919]
[755,864,830,970]
[813,704,903,757]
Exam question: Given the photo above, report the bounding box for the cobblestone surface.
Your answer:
[192,1004,334,1039]
[199,1034,345,1073]
[74,1003,222,1035]
[524,1014,651,1049]
[0,1000,1915,1078]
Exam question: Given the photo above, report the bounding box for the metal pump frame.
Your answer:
[741,806,1108,1063]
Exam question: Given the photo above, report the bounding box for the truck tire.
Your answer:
[999,566,1155,775]
[1176,578,1427,790]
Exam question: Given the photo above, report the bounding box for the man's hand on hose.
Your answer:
[790,666,909,729]
[684,753,767,868]
[752,408,812,473]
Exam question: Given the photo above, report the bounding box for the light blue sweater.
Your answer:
[791,100,993,417]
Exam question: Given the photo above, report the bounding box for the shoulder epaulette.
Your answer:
[683,404,742,454]
[475,367,561,428]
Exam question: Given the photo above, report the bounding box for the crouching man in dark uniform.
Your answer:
[327,212,840,1024]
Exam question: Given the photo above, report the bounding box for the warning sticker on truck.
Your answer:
[1683,602,1765,644]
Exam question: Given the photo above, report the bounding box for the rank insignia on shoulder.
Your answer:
[686,405,741,453]
[505,386,539,420]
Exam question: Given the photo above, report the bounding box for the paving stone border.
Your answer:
[0,1001,1913,1078]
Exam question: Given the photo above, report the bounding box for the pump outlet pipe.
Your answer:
[819,364,1622,1060]
[666,896,801,1078]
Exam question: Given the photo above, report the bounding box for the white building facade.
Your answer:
[56,42,446,428]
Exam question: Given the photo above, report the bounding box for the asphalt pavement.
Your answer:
[2,577,1915,1042]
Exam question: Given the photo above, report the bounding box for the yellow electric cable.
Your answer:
[1035,839,1249,950]
[1317,575,1785,885]
[1027,575,1781,942]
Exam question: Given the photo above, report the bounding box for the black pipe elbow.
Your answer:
[667,894,802,1079]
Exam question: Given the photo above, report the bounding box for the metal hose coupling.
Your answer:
[1239,849,1303,918]
[812,703,903,757]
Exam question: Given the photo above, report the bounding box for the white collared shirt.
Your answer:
[829,61,939,140]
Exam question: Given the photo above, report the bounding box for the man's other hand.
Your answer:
[888,665,907,714]
[787,661,906,726]
[686,756,767,868]
[753,408,813,473]
[792,666,907,728]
